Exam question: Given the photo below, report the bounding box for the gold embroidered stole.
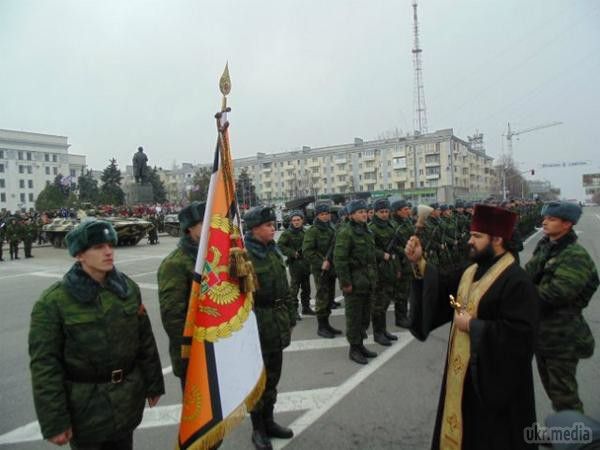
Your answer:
[439,252,515,450]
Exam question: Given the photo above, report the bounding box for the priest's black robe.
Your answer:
[410,256,539,450]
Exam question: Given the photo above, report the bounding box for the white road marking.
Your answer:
[0,386,337,444]
[273,332,415,449]
[595,214,600,222]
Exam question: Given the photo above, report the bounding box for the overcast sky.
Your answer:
[1,0,599,199]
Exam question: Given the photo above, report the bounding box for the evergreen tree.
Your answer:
[189,166,212,202]
[147,166,167,203]
[99,158,125,205]
[78,170,100,204]
[35,183,65,210]
[235,168,259,208]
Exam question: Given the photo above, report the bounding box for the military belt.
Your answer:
[254,297,284,308]
[66,363,135,384]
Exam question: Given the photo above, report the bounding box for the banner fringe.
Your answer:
[176,369,267,450]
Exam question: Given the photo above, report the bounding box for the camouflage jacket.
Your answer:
[5,222,21,242]
[395,217,416,274]
[29,263,165,442]
[157,241,195,378]
[368,216,400,284]
[302,219,336,277]
[245,233,295,354]
[333,220,377,293]
[525,230,599,358]
[277,226,310,273]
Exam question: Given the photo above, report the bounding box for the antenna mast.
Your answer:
[412,0,428,135]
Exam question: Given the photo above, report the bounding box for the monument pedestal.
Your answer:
[126,183,154,205]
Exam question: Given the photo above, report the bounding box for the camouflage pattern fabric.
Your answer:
[303,219,336,319]
[277,226,311,309]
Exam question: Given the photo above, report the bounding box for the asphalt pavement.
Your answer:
[0,208,599,449]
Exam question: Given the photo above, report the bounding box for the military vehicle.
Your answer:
[282,196,344,228]
[163,214,181,237]
[42,215,155,248]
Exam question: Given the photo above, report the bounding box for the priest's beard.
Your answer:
[468,242,495,264]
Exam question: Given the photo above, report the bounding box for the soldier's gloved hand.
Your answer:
[342,284,352,295]
[48,428,72,446]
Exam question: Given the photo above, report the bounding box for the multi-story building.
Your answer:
[233,128,495,204]
[0,129,86,212]
[582,173,600,199]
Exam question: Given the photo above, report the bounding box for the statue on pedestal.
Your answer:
[133,146,148,184]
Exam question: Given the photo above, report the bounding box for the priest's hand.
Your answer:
[405,236,423,263]
[454,310,472,332]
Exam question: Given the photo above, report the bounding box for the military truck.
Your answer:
[163,214,180,237]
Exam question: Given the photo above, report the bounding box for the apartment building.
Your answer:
[233,128,495,204]
[0,129,86,212]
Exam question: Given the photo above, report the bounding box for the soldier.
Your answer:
[6,216,21,260]
[303,202,342,339]
[368,198,400,346]
[29,220,165,449]
[334,199,378,364]
[391,200,414,328]
[23,217,36,258]
[244,206,295,450]
[277,210,314,319]
[421,203,442,267]
[525,201,599,413]
[157,201,205,390]
[367,206,374,223]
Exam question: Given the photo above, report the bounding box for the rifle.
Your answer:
[320,230,336,279]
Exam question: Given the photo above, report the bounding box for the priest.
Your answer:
[405,204,539,450]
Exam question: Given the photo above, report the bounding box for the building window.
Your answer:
[45,153,50,162]
[53,167,58,175]
[27,152,32,161]
[28,180,33,189]
[0,193,5,202]
[45,167,50,175]
[52,154,58,162]
[70,169,76,177]
[0,150,3,158]
[0,163,4,173]
[19,179,25,188]
[27,166,32,174]
[19,165,25,174]
[20,193,26,202]
[29,193,34,202]
[18,151,24,160]
[0,179,4,188]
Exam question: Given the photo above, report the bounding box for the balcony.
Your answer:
[426,174,440,180]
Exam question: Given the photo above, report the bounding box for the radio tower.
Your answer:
[412,0,428,135]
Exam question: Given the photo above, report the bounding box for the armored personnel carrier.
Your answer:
[163,214,181,237]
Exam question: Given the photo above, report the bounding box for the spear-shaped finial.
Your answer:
[219,63,231,111]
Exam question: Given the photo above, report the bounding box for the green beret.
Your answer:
[66,219,118,257]
[244,206,276,229]
[541,201,582,224]
[178,201,206,232]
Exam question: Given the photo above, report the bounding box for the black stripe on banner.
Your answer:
[182,336,192,345]
[212,142,219,173]
[179,342,224,449]
[192,272,203,284]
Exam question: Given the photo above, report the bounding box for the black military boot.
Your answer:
[373,315,391,346]
[317,317,335,339]
[384,330,398,341]
[359,344,377,358]
[325,317,342,335]
[301,304,316,316]
[361,329,368,339]
[264,411,293,439]
[374,332,391,346]
[251,412,273,450]
[349,345,368,364]
[395,300,411,328]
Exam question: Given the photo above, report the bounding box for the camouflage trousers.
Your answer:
[289,263,311,309]
[9,240,19,258]
[371,283,394,332]
[252,350,283,419]
[70,431,133,450]
[536,354,583,412]
[345,292,373,345]
[394,275,411,323]
[312,270,336,319]
[23,238,33,257]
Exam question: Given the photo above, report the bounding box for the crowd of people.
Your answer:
[23,195,599,449]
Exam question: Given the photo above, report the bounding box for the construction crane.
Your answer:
[504,121,562,158]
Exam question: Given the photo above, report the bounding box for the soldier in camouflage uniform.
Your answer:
[157,201,206,390]
[23,217,37,258]
[525,201,599,413]
[391,200,414,327]
[368,198,400,346]
[29,220,164,449]
[334,199,378,364]
[244,206,295,450]
[6,217,21,260]
[421,203,443,267]
[277,210,313,319]
[303,203,342,339]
